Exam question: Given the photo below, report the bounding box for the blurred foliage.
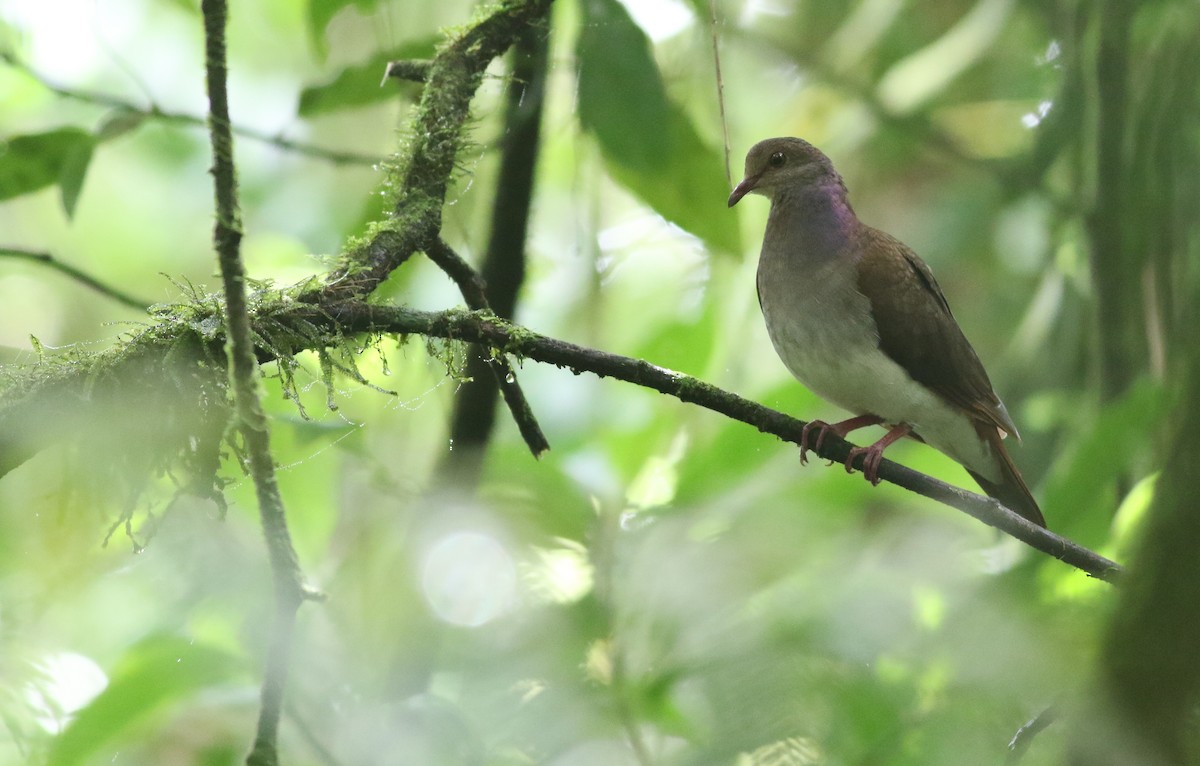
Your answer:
[0,128,94,218]
[0,0,1195,764]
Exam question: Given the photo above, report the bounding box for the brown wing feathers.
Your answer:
[855,227,1017,439]
[856,227,1044,526]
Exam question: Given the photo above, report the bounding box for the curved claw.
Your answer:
[863,449,885,485]
[799,414,886,468]
[799,420,831,465]
[844,445,885,485]
[844,423,912,486]
[814,425,831,453]
[842,448,858,475]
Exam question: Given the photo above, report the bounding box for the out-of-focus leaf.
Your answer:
[634,300,718,375]
[605,102,740,254]
[1040,378,1167,544]
[484,444,594,543]
[0,128,96,217]
[576,0,737,252]
[308,0,379,55]
[96,109,148,142]
[197,745,241,766]
[877,0,1016,114]
[161,0,199,15]
[675,422,765,503]
[932,99,1037,158]
[57,135,94,218]
[576,0,672,173]
[299,39,438,117]
[47,635,244,766]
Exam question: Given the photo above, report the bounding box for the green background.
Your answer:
[1,0,1195,763]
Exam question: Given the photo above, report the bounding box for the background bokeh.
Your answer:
[1,0,1196,764]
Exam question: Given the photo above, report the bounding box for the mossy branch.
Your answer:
[426,238,548,458]
[311,0,553,302]
[0,0,557,480]
[1,295,1122,583]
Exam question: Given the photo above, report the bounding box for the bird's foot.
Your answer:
[799,420,831,465]
[799,414,885,465]
[843,423,912,485]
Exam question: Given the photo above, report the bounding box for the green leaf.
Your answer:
[576,0,672,172]
[47,635,244,766]
[299,39,438,117]
[1040,377,1168,545]
[576,0,738,253]
[0,128,96,217]
[96,109,149,142]
[57,135,94,219]
[605,102,740,254]
[160,0,199,15]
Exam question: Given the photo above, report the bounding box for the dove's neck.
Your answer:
[764,180,859,267]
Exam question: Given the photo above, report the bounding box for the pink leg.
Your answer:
[799,414,884,465]
[844,423,912,485]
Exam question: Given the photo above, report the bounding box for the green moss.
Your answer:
[671,373,706,398]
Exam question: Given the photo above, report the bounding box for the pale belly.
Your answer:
[757,268,1001,482]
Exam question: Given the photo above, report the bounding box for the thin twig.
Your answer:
[612,645,655,765]
[426,238,549,458]
[1007,705,1058,764]
[708,0,732,187]
[1,52,381,167]
[383,59,432,83]
[0,247,149,309]
[198,2,309,765]
[305,303,1122,584]
[442,24,550,480]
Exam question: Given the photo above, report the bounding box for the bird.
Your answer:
[728,137,1045,527]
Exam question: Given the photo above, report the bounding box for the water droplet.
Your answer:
[505,372,515,384]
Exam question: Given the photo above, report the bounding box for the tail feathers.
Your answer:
[968,424,1046,528]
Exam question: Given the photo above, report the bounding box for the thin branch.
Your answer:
[424,239,490,307]
[0,246,149,309]
[1007,705,1058,764]
[447,22,552,468]
[426,239,549,458]
[613,645,655,766]
[299,303,1122,584]
[0,289,1124,583]
[198,2,308,765]
[383,59,432,83]
[1,52,381,167]
[591,510,654,764]
[708,0,732,187]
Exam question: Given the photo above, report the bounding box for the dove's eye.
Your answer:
[768,151,786,168]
